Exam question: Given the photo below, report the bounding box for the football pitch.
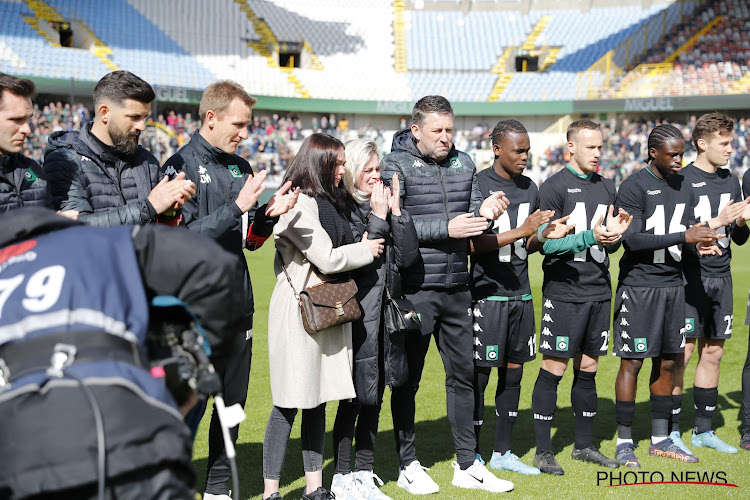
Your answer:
[192,240,750,499]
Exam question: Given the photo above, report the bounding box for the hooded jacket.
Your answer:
[43,123,161,227]
[381,129,484,291]
[0,153,47,212]
[346,200,419,403]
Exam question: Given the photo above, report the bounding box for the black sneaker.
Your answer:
[263,493,283,500]
[302,487,335,500]
[571,446,620,468]
[533,450,564,475]
[741,427,750,451]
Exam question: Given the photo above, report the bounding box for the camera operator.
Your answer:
[0,207,246,499]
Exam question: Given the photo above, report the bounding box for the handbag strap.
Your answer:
[276,250,300,301]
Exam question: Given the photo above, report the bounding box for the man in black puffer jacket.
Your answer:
[382,96,513,495]
[162,81,298,500]
[0,73,48,213]
[44,71,195,226]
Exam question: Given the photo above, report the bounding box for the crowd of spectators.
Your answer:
[21,102,750,190]
[618,0,750,97]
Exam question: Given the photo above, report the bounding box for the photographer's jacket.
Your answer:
[162,132,276,320]
[0,153,47,212]
[0,208,246,498]
[44,123,161,226]
[381,129,484,291]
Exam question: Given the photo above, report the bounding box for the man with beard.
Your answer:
[44,71,195,226]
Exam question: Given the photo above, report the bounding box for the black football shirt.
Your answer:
[539,166,617,302]
[616,167,697,287]
[471,167,538,299]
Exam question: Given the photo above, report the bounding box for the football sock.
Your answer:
[571,369,597,449]
[495,366,523,454]
[532,368,561,453]
[650,394,672,442]
[473,368,491,454]
[670,394,683,433]
[693,386,718,434]
[615,400,636,440]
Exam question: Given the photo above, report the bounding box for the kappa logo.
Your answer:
[647,190,662,195]
[81,156,92,162]
[543,313,553,322]
[473,307,484,318]
[621,331,631,339]
[544,299,554,309]
[473,352,481,360]
[692,182,707,188]
[164,165,177,177]
[620,305,629,313]
[540,340,552,350]
[542,327,552,337]
[621,291,629,299]
[412,160,423,168]
[473,323,483,332]
[567,188,582,194]
[620,317,629,326]
[621,345,632,353]
[474,337,483,346]
[198,165,211,184]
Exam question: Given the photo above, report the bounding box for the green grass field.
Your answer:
[192,240,750,499]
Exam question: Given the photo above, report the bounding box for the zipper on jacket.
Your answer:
[438,167,453,288]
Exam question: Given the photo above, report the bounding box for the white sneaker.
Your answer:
[352,470,392,500]
[203,493,232,500]
[396,460,440,495]
[331,472,367,500]
[451,460,514,493]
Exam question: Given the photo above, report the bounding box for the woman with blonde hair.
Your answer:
[262,134,384,500]
[331,139,419,500]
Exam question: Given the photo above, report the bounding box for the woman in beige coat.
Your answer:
[262,133,384,500]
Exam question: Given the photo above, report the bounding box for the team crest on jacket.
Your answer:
[24,169,37,182]
[450,157,461,168]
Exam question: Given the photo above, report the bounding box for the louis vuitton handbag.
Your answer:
[278,251,362,334]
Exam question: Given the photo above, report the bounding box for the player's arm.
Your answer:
[731,179,750,245]
[472,209,553,255]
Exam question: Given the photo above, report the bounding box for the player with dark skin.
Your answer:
[615,136,719,429]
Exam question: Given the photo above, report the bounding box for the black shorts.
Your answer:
[613,285,685,359]
[472,298,536,366]
[537,297,611,359]
[685,275,733,339]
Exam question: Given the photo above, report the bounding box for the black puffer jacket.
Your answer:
[0,153,48,213]
[44,123,161,226]
[347,200,419,405]
[381,129,483,291]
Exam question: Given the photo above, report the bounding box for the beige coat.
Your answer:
[268,194,374,409]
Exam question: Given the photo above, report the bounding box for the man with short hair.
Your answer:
[470,119,560,477]
[613,124,718,468]
[672,112,748,455]
[382,95,513,494]
[0,73,47,212]
[530,120,629,475]
[163,80,298,500]
[44,70,195,226]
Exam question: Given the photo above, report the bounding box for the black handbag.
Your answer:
[383,287,422,335]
